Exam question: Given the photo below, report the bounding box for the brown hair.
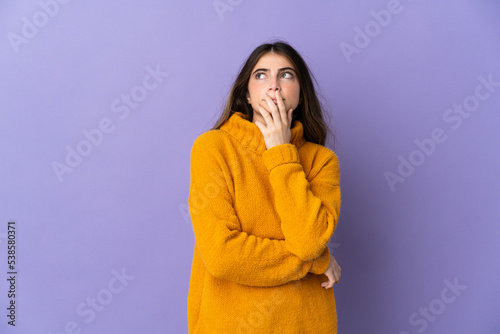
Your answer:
[211,39,337,149]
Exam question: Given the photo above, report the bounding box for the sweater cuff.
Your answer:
[262,143,300,171]
[309,247,330,275]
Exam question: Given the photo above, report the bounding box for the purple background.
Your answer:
[1,1,499,333]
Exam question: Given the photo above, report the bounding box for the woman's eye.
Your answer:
[255,72,266,79]
[281,72,293,79]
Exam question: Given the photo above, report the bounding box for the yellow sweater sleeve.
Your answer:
[189,136,325,287]
[310,244,331,274]
[262,143,341,261]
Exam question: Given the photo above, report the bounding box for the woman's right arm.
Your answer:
[189,134,326,287]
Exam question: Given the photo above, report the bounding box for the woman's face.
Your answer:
[246,52,301,124]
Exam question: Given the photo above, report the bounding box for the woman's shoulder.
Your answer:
[190,129,230,156]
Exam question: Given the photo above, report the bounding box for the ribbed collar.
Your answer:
[220,111,306,155]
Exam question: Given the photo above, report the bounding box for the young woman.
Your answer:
[188,40,342,333]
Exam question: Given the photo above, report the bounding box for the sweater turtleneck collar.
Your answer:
[220,111,306,155]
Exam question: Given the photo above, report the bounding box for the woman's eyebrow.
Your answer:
[252,67,296,75]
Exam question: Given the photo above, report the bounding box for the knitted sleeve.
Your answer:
[188,135,329,287]
[262,143,341,261]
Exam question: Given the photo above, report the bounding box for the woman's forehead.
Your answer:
[252,53,296,71]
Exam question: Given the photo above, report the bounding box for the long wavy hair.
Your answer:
[211,40,337,149]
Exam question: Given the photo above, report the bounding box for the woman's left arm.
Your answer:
[262,144,341,261]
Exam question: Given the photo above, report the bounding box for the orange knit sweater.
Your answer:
[187,111,341,333]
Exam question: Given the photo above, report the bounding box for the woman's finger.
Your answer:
[321,270,335,289]
[263,93,280,129]
[275,90,288,127]
[257,104,273,128]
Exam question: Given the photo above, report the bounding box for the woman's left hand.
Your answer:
[321,254,341,289]
[253,90,294,149]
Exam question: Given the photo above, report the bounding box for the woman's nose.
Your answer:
[268,77,280,91]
